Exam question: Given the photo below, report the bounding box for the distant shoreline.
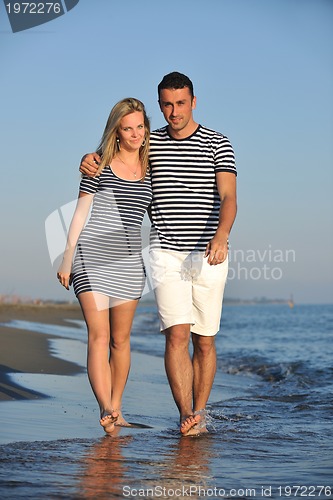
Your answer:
[0,297,297,308]
[0,302,82,324]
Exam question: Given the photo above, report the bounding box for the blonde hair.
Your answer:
[96,98,150,180]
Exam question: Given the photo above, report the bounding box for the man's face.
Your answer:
[159,87,196,134]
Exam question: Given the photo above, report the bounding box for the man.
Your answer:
[80,72,237,435]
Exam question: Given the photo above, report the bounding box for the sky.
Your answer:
[0,0,332,304]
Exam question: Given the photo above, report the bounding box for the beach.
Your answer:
[0,302,332,499]
[0,303,176,442]
[0,303,85,401]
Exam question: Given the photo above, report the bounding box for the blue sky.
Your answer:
[0,0,332,304]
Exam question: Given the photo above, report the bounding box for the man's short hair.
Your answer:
[158,72,194,100]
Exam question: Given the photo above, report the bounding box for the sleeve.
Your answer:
[78,174,100,194]
[214,135,237,176]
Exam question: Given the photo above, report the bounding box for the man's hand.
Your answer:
[80,152,101,177]
[205,171,237,265]
[205,234,229,266]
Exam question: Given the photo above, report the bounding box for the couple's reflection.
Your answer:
[77,427,132,499]
[153,433,214,497]
[76,427,214,499]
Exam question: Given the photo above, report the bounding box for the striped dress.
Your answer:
[149,125,237,252]
[72,166,152,300]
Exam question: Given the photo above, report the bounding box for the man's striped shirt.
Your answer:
[149,124,237,252]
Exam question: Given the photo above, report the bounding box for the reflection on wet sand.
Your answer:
[76,427,133,498]
[76,429,215,500]
[148,435,215,499]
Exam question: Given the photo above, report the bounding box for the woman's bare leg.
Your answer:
[109,299,138,425]
[78,292,118,432]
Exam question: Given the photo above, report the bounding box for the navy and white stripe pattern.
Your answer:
[72,167,152,300]
[149,125,237,251]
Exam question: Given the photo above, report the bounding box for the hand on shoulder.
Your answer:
[80,153,101,177]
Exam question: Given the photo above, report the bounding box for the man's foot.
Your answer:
[193,409,208,434]
[180,414,201,436]
[100,409,119,434]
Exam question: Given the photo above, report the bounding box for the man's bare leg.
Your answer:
[164,324,201,435]
[192,333,217,432]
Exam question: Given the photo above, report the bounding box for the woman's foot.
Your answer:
[115,409,131,427]
[100,409,119,434]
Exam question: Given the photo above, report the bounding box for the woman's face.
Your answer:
[117,111,146,152]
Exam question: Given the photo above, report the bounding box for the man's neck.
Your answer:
[167,121,199,140]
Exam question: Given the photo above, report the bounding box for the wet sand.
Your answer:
[0,303,85,401]
[0,302,174,444]
[1,303,331,499]
[0,302,245,445]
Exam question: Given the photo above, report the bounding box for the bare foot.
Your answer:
[100,410,119,434]
[180,414,201,436]
[115,410,131,427]
[193,409,209,434]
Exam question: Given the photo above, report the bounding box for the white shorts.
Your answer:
[149,249,228,336]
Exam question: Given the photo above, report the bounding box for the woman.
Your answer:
[57,98,152,434]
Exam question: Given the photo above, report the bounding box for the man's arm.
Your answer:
[205,171,237,265]
[79,152,101,177]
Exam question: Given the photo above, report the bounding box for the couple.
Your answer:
[57,72,237,437]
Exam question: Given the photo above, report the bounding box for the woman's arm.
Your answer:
[57,191,93,289]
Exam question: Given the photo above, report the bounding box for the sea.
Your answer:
[0,303,332,500]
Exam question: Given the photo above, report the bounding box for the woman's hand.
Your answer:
[57,263,72,290]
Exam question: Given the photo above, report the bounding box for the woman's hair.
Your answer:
[96,97,150,179]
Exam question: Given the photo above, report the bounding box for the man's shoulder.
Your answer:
[151,126,168,139]
[198,125,227,140]
[149,125,232,146]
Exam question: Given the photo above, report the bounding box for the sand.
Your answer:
[1,303,331,499]
[0,302,173,445]
[0,303,85,401]
[0,301,243,445]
